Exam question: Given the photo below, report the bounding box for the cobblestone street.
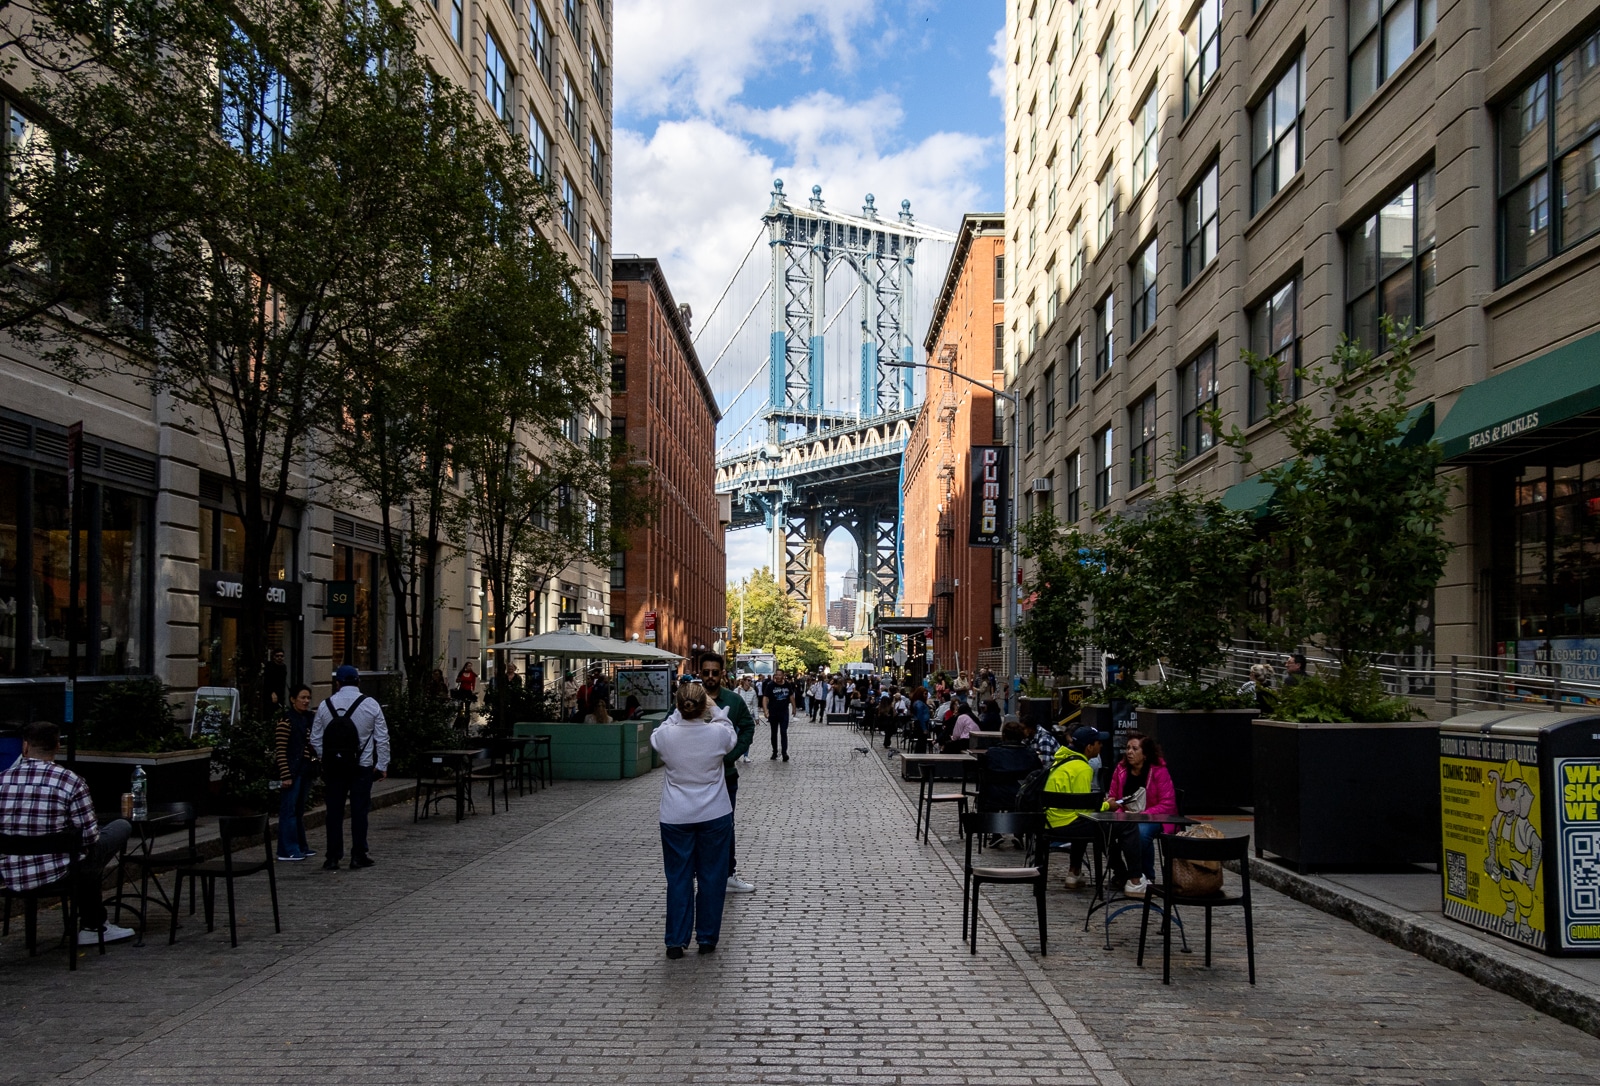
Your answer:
[7,720,1600,1084]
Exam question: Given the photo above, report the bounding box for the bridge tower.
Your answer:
[718,181,955,633]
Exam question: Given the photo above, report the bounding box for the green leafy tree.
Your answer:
[725,568,800,653]
[1016,510,1099,677]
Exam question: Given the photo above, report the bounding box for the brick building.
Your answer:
[610,258,726,661]
[1001,0,1600,679]
[902,215,1007,676]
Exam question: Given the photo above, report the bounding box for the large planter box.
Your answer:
[1018,697,1055,732]
[1083,701,1136,791]
[1137,707,1259,813]
[61,748,213,815]
[620,721,655,778]
[1252,718,1440,872]
[518,721,625,780]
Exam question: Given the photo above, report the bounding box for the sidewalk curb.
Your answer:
[1244,858,1600,1038]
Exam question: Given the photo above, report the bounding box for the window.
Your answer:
[1129,390,1157,489]
[1094,291,1115,376]
[1130,240,1157,340]
[485,31,512,124]
[994,254,1005,300]
[530,2,553,84]
[1065,333,1082,407]
[1044,365,1057,432]
[1350,0,1437,113]
[1249,279,1300,423]
[589,223,604,281]
[994,322,1005,369]
[1134,0,1157,45]
[1064,452,1083,523]
[1067,215,1085,291]
[1499,30,1600,282]
[1099,25,1118,118]
[1184,0,1221,116]
[589,130,605,192]
[1094,426,1114,509]
[1070,3,1085,61]
[1251,55,1304,214]
[1347,168,1436,351]
[1025,391,1037,452]
[1048,45,1060,114]
[1029,107,1038,167]
[528,110,550,181]
[1182,163,1219,284]
[993,395,1006,443]
[610,550,625,589]
[1046,271,1060,324]
[1068,97,1083,173]
[451,0,464,46]
[1028,198,1038,261]
[219,29,291,161]
[1132,85,1158,192]
[1178,346,1218,461]
[590,38,605,99]
[1097,166,1116,247]
[1047,152,1059,219]
[561,174,579,237]
[565,0,580,37]
[611,297,627,333]
[563,69,581,142]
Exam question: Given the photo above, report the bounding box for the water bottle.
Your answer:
[130,764,148,821]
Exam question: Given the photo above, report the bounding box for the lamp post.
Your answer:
[887,358,1020,711]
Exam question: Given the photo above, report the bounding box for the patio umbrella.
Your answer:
[486,629,682,661]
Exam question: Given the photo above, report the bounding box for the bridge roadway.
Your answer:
[8,720,1600,1083]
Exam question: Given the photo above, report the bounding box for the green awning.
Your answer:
[1218,402,1434,519]
[1435,331,1600,462]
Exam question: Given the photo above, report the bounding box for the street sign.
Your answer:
[643,611,657,643]
[892,648,908,667]
[557,610,583,625]
[326,580,356,617]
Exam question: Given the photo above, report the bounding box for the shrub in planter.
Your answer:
[1130,678,1254,712]
[386,688,459,775]
[80,677,203,753]
[209,710,277,814]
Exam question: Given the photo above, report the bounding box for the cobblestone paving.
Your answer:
[6,725,1120,1086]
[882,744,1600,1085]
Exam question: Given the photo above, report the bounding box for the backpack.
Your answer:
[321,694,369,779]
[1015,766,1050,811]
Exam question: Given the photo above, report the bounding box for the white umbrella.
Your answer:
[486,629,682,661]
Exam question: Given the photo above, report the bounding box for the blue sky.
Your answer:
[612,0,1005,599]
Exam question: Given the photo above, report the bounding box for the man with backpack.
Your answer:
[311,665,391,871]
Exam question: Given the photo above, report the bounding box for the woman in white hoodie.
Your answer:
[649,682,738,958]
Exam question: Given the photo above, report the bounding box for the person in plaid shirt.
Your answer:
[0,721,135,944]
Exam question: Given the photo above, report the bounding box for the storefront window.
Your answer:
[332,545,382,671]
[1498,457,1600,676]
[0,466,17,675]
[98,488,147,674]
[196,501,298,688]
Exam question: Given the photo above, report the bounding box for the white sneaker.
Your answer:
[1061,872,1086,889]
[1123,877,1152,897]
[79,923,136,945]
[726,875,756,893]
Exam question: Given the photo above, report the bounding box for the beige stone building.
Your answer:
[0,0,614,720]
[1002,0,1600,684]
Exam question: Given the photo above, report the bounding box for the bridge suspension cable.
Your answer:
[702,276,771,380]
[691,227,765,347]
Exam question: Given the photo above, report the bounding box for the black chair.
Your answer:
[961,811,1048,955]
[1138,832,1256,985]
[0,827,96,969]
[115,802,199,933]
[529,735,554,788]
[918,759,974,844]
[508,738,539,796]
[468,741,513,814]
[414,757,463,822]
[170,814,280,948]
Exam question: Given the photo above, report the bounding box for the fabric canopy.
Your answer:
[486,629,682,661]
[1434,331,1600,462]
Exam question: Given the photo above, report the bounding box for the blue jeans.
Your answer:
[660,813,734,949]
[277,773,311,857]
[1117,823,1163,882]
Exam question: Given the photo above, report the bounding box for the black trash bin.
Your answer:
[1440,709,1600,956]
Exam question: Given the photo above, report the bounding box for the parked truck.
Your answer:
[735,652,777,680]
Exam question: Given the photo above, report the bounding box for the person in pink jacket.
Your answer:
[1104,732,1179,897]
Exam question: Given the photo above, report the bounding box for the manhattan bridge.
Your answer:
[701,180,956,633]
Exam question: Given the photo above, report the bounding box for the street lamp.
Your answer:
[887,357,1020,709]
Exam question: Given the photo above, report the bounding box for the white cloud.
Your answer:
[724,527,774,587]
[988,26,1007,101]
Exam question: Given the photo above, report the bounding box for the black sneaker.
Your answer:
[697,943,717,955]
[321,858,340,871]
[770,751,778,759]
[350,854,376,869]
[782,754,789,762]
[666,946,685,960]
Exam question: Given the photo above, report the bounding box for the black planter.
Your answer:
[1137,707,1259,813]
[65,748,214,816]
[1252,719,1440,871]
[1019,696,1055,732]
[1083,701,1135,791]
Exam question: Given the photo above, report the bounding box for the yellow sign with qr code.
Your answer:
[1555,758,1600,950]
[1440,737,1546,951]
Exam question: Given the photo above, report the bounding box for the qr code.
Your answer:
[1568,829,1600,913]
[1446,849,1468,900]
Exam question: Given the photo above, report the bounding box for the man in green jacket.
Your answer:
[1045,726,1104,889]
[700,652,756,893]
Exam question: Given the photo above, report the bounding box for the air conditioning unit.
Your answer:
[1031,477,1053,492]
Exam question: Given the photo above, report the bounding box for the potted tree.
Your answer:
[1017,511,1097,733]
[73,678,212,814]
[1220,321,1452,870]
[1104,490,1259,812]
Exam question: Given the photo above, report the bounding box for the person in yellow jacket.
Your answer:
[1045,726,1105,889]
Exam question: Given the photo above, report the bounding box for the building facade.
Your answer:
[0,0,614,720]
[1002,0,1600,680]
[610,258,726,663]
[902,215,1007,676]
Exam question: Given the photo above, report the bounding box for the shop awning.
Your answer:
[1218,402,1435,518]
[1434,331,1600,463]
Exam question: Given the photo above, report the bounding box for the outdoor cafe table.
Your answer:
[100,806,189,946]
[899,753,977,840]
[1078,809,1196,949]
[421,748,486,823]
[969,730,1003,751]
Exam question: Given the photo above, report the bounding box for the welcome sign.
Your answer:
[969,445,1007,547]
